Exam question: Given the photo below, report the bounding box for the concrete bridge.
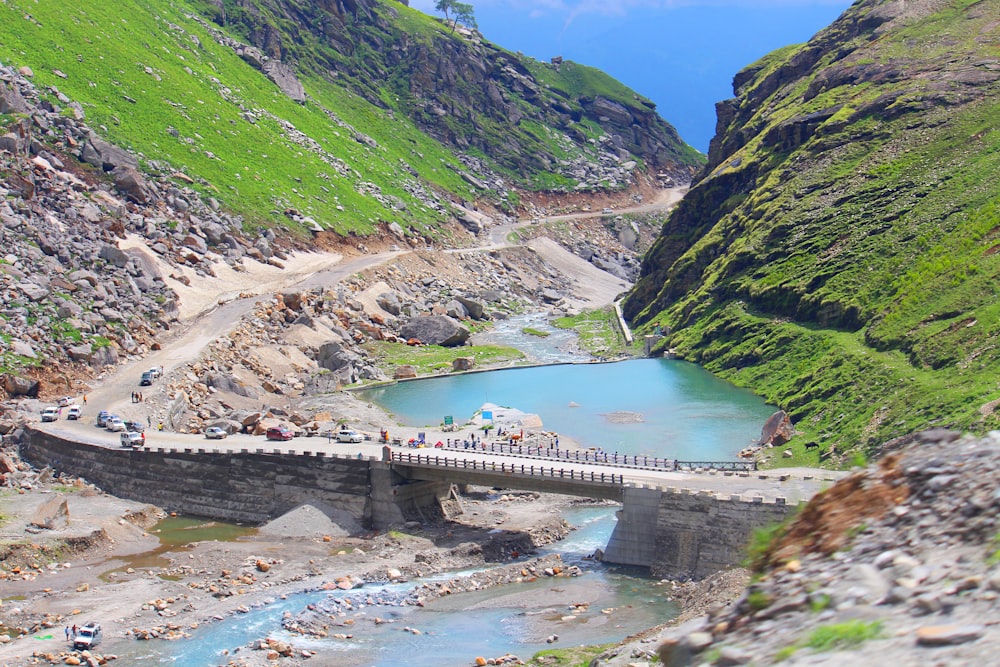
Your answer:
[21,426,842,579]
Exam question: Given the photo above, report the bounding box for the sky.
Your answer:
[409,0,853,152]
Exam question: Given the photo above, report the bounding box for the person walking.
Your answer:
[83,395,87,405]
[64,626,70,641]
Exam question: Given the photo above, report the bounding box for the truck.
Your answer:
[40,407,59,422]
[73,622,102,650]
[120,431,144,448]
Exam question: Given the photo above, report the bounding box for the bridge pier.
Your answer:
[604,485,798,579]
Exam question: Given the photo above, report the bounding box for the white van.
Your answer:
[40,407,59,422]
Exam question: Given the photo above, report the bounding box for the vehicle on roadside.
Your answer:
[73,622,101,650]
[140,370,156,386]
[204,426,228,440]
[120,431,144,448]
[96,410,111,427]
[336,428,364,443]
[265,425,294,441]
[124,420,145,433]
[66,405,82,420]
[40,407,59,422]
[105,416,125,432]
[602,207,613,214]
[57,396,74,407]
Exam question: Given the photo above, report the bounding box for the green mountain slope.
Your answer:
[623,0,1000,460]
[0,0,700,237]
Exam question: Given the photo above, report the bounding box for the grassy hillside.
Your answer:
[0,0,478,236]
[623,0,1000,463]
[0,0,700,238]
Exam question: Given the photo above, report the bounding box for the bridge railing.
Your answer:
[431,442,756,472]
[390,451,624,485]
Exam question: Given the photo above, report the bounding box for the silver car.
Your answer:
[204,426,228,440]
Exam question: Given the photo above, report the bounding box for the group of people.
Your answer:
[63,625,77,641]
[131,391,144,403]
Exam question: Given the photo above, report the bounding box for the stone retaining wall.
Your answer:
[20,428,437,529]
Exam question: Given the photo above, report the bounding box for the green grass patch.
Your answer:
[553,307,631,358]
[805,620,883,651]
[521,327,550,338]
[362,341,525,378]
[987,533,1000,566]
[523,643,618,666]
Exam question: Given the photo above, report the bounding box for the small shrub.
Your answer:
[774,645,798,662]
[806,620,883,651]
[747,589,772,612]
[809,593,832,612]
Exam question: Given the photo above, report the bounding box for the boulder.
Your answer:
[113,164,151,203]
[99,244,130,268]
[79,134,138,172]
[205,373,259,398]
[2,374,40,397]
[451,357,474,372]
[394,365,418,379]
[31,495,70,530]
[758,410,795,447]
[399,315,470,347]
[456,295,486,319]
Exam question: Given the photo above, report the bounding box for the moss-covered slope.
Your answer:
[623,0,1000,460]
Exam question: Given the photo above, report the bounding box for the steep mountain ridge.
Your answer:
[196,0,701,183]
[623,0,1000,459]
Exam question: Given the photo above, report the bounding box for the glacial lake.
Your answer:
[358,356,775,461]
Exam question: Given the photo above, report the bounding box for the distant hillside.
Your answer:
[624,0,1000,461]
[0,0,700,238]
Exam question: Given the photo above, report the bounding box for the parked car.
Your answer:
[140,371,155,386]
[120,431,144,448]
[40,407,59,422]
[57,396,74,407]
[73,622,102,650]
[95,410,111,427]
[265,425,294,441]
[124,420,145,433]
[148,366,162,379]
[336,428,364,443]
[204,426,228,440]
[66,405,82,420]
[105,416,125,432]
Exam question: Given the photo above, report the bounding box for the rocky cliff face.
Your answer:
[623,0,1000,457]
[201,0,701,187]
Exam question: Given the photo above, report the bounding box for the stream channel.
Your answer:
[142,314,774,665]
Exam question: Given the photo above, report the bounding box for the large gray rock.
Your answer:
[205,373,260,399]
[113,164,151,203]
[99,244,130,268]
[456,295,485,319]
[262,61,306,102]
[399,315,470,347]
[79,135,137,172]
[18,282,48,301]
[2,374,39,397]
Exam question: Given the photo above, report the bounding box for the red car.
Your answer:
[265,426,294,441]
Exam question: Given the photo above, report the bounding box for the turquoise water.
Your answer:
[359,357,774,460]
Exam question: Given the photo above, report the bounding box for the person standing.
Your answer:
[64,626,70,641]
[72,624,77,637]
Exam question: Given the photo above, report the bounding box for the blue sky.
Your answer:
[408,0,853,152]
